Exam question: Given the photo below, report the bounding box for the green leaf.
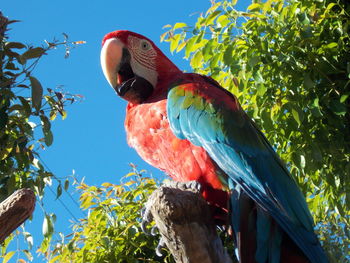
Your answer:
[22,47,45,59]
[292,106,304,126]
[330,100,347,116]
[340,94,349,103]
[5,42,26,49]
[0,144,13,160]
[326,3,337,11]
[40,114,51,132]
[202,40,214,61]
[30,76,43,112]
[23,232,33,250]
[253,70,264,83]
[162,24,172,29]
[190,51,203,69]
[217,14,230,27]
[23,249,33,261]
[56,183,62,199]
[248,56,259,68]
[223,45,234,66]
[257,84,267,96]
[303,73,314,89]
[173,22,187,30]
[44,129,54,146]
[204,10,221,26]
[185,37,197,58]
[3,251,15,263]
[247,3,262,11]
[300,155,306,169]
[325,42,338,49]
[170,34,181,53]
[42,215,53,237]
[297,12,310,25]
[64,178,70,191]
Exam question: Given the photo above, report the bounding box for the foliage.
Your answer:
[46,167,175,263]
[0,14,83,262]
[162,0,350,261]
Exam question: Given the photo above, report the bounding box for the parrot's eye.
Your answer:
[141,41,151,51]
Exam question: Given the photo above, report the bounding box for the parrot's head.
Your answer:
[101,30,180,104]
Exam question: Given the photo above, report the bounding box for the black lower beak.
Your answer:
[115,77,136,96]
[115,75,154,104]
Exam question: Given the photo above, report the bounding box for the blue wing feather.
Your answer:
[167,78,328,263]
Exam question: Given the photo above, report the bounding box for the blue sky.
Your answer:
[1,1,246,261]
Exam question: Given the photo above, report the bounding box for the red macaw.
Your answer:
[100,30,328,263]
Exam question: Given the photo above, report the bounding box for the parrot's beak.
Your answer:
[100,38,154,104]
[100,38,124,89]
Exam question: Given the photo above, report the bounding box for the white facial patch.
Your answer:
[128,35,158,88]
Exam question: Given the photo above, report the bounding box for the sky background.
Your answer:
[1,1,245,261]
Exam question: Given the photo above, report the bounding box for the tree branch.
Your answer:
[0,188,36,243]
[147,186,233,263]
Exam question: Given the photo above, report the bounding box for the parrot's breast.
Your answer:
[125,99,224,191]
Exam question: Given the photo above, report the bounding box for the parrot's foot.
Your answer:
[162,180,202,193]
[141,204,154,235]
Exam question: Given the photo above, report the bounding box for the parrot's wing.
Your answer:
[166,76,327,263]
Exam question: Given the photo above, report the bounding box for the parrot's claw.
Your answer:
[155,237,166,257]
[162,180,202,193]
[150,225,158,236]
[141,201,154,235]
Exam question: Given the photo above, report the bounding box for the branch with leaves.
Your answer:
[0,13,84,262]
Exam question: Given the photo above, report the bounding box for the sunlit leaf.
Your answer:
[300,155,306,169]
[325,42,338,49]
[204,11,221,26]
[173,22,187,30]
[42,215,53,237]
[3,251,15,263]
[292,107,304,126]
[247,3,262,11]
[170,34,181,53]
[340,94,349,103]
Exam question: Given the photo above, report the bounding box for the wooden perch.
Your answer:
[147,186,233,263]
[0,188,36,243]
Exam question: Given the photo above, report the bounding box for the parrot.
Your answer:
[100,30,328,263]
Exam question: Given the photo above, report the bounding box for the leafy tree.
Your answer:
[46,167,175,263]
[0,13,82,262]
[162,0,349,261]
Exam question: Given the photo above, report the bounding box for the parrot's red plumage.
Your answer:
[100,30,327,263]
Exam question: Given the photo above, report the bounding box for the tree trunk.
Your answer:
[147,186,233,263]
[0,188,36,243]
